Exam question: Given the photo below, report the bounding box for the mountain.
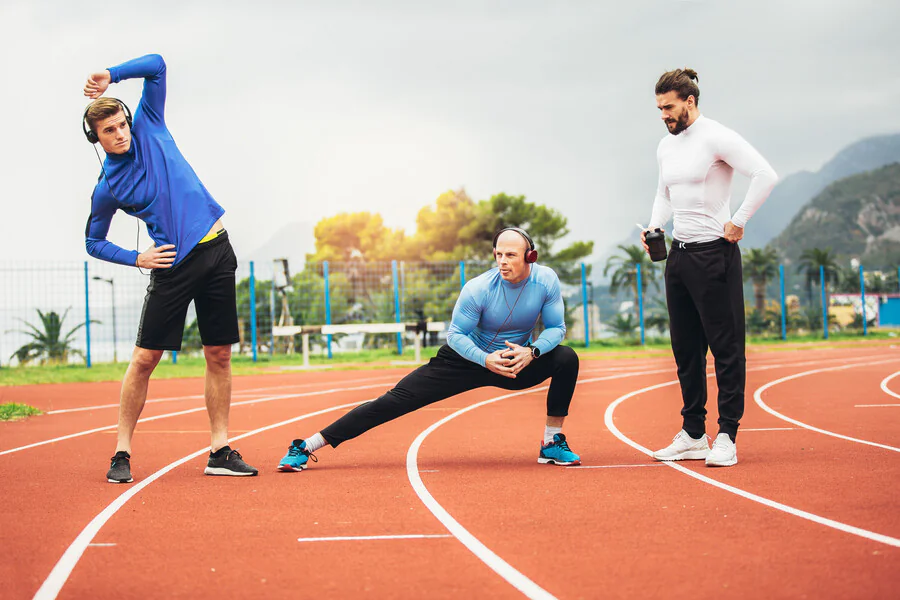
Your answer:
[743,133,900,248]
[770,162,900,266]
[242,221,316,269]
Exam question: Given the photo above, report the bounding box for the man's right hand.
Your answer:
[137,244,176,269]
[640,227,664,254]
[84,70,111,99]
[485,350,516,379]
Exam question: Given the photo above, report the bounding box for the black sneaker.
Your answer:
[204,446,259,476]
[107,451,133,483]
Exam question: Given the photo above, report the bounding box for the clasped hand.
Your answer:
[485,341,533,379]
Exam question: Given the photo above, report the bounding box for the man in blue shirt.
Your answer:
[83,54,257,483]
[278,228,582,471]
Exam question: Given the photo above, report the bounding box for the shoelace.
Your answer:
[712,438,731,451]
[555,440,572,452]
[287,444,318,463]
[225,448,244,461]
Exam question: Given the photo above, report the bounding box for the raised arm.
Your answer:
[717,127,778,228]
[446,285,490,367]
[84,54,167,126]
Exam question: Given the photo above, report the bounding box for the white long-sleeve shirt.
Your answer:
[648,114,778,243]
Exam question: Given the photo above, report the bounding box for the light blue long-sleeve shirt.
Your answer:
[447,264,567,367]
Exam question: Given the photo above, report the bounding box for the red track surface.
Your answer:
[1,344,898,599]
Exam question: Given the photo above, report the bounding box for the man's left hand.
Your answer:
[501,341,533,375]
[724,221,744,243]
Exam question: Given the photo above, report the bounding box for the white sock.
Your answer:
[543,426,562,445]
[304,432,327,452]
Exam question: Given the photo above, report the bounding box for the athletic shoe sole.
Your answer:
[652,449,709,461]
[203,467,258,476]
[277,464,307,472]
[107,477,133,483]
[537,457,581,466]
[705,456,738,467]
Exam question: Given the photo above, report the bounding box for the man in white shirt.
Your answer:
[641,68,778,467]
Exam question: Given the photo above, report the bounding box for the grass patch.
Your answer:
[0,402,42,421]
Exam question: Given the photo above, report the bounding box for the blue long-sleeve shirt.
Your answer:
[447,264,567,367]
[84,54,225,267]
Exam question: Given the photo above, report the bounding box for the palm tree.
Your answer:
[604,244,659,319]
[9,308,92,365]
[742,246,779,313]
[607,313,638,337]
[796,248,840,305]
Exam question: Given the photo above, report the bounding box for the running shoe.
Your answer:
[538,433,581,466]
[705,433,738,467]
[107,451,133,483]
[278,439,318,472]
[204,446,259,476]
[652,430,710,461]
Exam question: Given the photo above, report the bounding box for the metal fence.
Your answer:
[1,259,894,368]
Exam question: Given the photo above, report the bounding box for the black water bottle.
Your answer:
[645,229,667,262]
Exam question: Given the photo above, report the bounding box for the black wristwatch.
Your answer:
[530,345,541,359]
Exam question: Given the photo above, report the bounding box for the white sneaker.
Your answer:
[705,433,738,467]
[652,430,710,461]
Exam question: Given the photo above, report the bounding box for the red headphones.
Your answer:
[493,227,538,264]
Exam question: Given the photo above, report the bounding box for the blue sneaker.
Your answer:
[278,439,318,472]
[538,433,581,466]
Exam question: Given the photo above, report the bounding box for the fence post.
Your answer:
[779,264,787,341]
[84,261,91,368]
[392,260,403,354]
[172,351,177,364]
[324,261,332,359]
[859,265,867,336]
[269,277,275,357]
[820,264,828,340]
[459,261,465,290]
[250,261,258,362]
[637,263,645,345]
[581,263,590,347]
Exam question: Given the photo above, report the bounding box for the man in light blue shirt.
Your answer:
[278,228,582,471]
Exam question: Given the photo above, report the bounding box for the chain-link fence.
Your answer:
[1,257,896,367]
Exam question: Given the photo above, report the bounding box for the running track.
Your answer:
[1,343,898,599]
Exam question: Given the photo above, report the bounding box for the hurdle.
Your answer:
[272,322,446,366]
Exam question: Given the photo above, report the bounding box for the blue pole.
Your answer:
[392,260,403,354]
[324,261,332,359]
[820,264,828,340]
[249,261,258,362]
[637,263,645,345]
[860,265,867,336]
[581,263,590,347]
[897,266,900,294]
[459,260,466,290]
[269,277,275,357]
[84,261,91,368]
[779,265,787,341]
[172,351,177,364]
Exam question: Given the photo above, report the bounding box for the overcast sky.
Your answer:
[2,0,898,263]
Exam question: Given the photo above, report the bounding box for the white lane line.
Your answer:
[753,359,900,453]
[86,543,116,548]
[740,428,795,432]
[855,404,900,408]
[567,464,665,469]
[604,381,900,549]
[879,371,900,401]
[33,398,373,600]
[297,534,452,543]
[0,382,387,457]
[45,375,401,415]
[26,352,897,599]
[404,367,686,600]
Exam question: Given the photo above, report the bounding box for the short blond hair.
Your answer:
[84,97,125,134]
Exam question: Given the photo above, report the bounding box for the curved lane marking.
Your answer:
[879,370,900,401]
[33,399,373,600]
[605,379,900,549]
[753,359,900,453]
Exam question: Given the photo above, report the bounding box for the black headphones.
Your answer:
[82,98,133,144]
[492,227,538,264]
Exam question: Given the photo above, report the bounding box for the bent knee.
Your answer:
[553,345,579,369]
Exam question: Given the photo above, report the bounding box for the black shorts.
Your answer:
[136,232,240,351]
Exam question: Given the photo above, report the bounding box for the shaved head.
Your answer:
[496,229,530,253]
[494,229,532,284]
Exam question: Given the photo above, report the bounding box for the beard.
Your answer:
[665,108,691,135]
